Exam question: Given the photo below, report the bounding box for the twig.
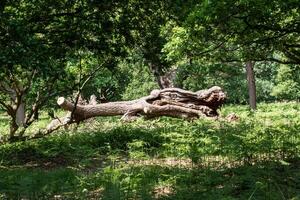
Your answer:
[70,57,109,122]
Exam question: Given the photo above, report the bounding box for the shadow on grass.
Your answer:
[1,115,299,167]
[0,125,165,168]
[0,116,300,199]
[0,160,300,199]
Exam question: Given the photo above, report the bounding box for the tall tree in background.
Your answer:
[163,0,299,109]
[119,0,198,88]
[1,0,299,141]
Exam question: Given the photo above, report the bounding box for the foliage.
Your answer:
[163,0,300,64]
[121,54,159,100]
[272,64,300,100]
[161,0,299,107]
[0,102,300,199]
[0,0,201,139]
[0,0,142,139]
[1,0,299,141]
[160,0,300,105]
[0,1,299,197]
[175,61,248,104]
[254,62,278,102]
[174,61,280,104]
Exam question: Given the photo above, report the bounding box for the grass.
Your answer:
[0,102,300,199]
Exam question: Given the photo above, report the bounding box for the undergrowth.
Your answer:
[0,102,299,199]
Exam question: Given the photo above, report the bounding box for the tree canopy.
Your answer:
[0,0,299,141]
[163,0,300,64]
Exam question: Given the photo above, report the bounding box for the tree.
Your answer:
[46,86,226,133]
[0,0,200,141]
[0,0,76,140]
[118,0,199,88]
[0,0,128,141]
[174,61,249,104]
[162,0,300,109]
[272,64,300,100]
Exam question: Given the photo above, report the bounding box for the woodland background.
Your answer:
[0,0,299,199]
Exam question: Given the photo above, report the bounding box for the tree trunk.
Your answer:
[246,61,256,110]
[9,119,19,139]
[16,101,25,126]
[2,85,26,138]
[48,86,226,132]
[158,69,177,88]
[149,64,176,89]
[149,63,167,89]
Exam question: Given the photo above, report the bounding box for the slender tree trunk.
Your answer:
[245,61,256,110]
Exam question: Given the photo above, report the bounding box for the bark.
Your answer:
[16,101,25,126]
[47,86,226,132]
[245,61,257,110]
[0,83,26,137]
[149,64,177,89]
[149,63,166,89]
[158,69,177,88]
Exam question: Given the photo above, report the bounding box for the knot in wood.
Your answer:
[170,93,177,99]
[150,89,160,98]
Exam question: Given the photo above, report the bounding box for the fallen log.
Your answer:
[47,86,226,133]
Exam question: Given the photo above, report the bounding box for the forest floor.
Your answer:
[0,102,300,199]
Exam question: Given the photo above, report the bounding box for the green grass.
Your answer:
[0,102,300,199]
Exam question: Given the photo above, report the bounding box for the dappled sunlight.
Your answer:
[0,0,299,198]
[0,102,300,199]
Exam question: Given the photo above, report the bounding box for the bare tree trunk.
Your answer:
[16,101,25,126]
[9,119,19,139]
[246,61,256,110]
[149,63,167,89]
[0,85,26,137]
[47,86,226,133]
[149,63,177,89]
[158,69,177,88]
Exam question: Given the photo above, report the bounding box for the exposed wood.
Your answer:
[89,95,98,105]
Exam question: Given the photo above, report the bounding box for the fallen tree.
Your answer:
[47,86,226,133]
